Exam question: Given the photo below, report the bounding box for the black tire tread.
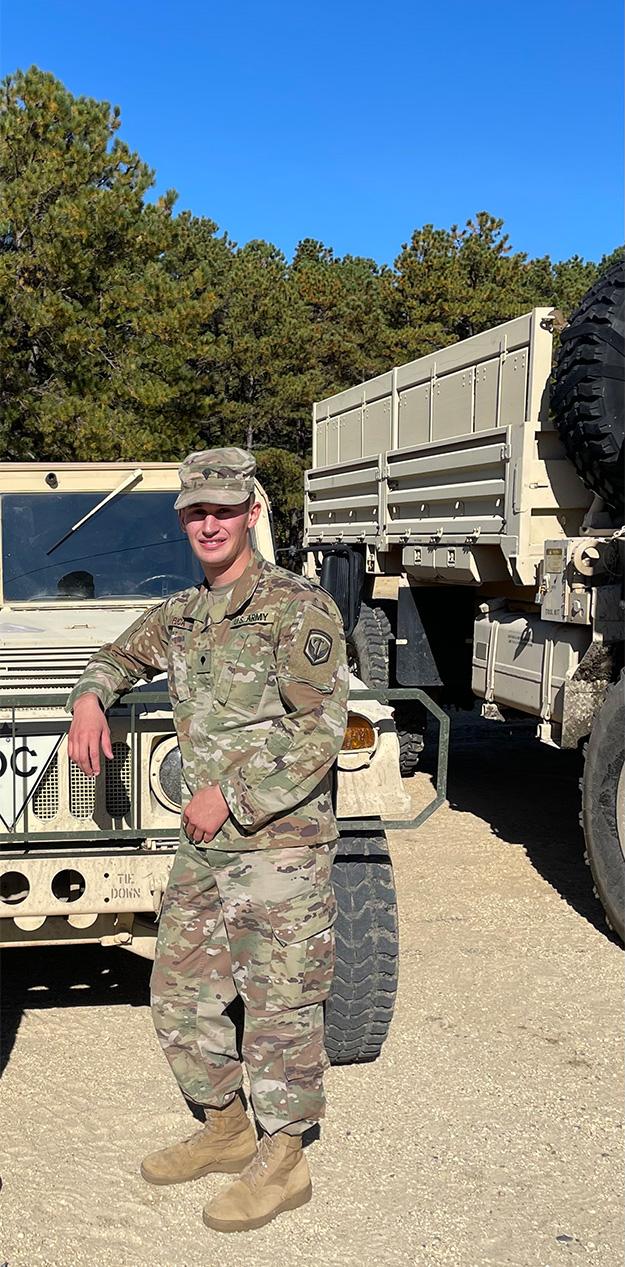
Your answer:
[347,603,423,776]
[552,260,625,512]
[325,835,399,1064]
[581,671,625,941]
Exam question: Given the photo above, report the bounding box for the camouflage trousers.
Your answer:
[150,833,337,1135]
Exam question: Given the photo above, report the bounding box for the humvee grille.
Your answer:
[105,743,131,817]
[0,647,95,694]
[69,763,96,819]
[32,755,59,820]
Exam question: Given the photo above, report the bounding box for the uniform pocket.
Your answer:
[283,1029,329,1115]
[214,627,274,709]
[265,885,337,1013]
[167,630,191,702]
[284,1029,329,1080]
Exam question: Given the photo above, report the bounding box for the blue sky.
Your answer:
[1,0,622,265]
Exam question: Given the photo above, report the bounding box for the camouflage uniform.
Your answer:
[152,834,337,1133]
[67,477,348,1134]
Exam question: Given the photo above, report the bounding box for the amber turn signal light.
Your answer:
[342,714,376,750]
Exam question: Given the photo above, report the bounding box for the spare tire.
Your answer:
[552,260,624,514]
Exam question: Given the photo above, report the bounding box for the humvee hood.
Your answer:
[0,603,161,648]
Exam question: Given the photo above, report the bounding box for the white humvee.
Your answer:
[0,460,408,1026]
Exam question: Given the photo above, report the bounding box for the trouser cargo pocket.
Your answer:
[265,887,337,1013]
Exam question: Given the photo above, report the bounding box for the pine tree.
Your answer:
[0,67,222,460]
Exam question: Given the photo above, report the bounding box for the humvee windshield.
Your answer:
[1,492,203,601]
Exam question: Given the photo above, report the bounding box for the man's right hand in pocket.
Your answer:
[68,693,114,776]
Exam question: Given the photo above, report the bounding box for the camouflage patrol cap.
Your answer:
[174,447,256,510]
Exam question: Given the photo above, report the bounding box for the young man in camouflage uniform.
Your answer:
[67,448,348,1233]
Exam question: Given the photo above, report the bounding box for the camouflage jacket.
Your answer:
[67,550,349,850]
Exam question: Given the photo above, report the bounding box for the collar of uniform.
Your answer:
[224,548,267,620]
[178,583,210,624]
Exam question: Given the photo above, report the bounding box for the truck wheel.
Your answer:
[347,602,424,775]
[396,717,426,775]
[552,260,624,514]
[346,600,391,687]
[325,834,399,1064]
[581,672,625,940]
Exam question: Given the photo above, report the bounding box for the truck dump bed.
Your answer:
[304,310,591,587]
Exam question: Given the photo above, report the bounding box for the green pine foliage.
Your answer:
[0,68,222,460]
[1,68,622,543]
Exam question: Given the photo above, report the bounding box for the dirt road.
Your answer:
[1,715,622,1267]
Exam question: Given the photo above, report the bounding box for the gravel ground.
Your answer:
[1,713,623,1267]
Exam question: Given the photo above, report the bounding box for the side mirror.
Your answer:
[319,547,364,638]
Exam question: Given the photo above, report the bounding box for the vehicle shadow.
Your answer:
[419,708,621,944]
[0,942,248,1088]
[0,943,151,1076]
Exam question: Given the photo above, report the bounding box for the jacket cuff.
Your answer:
[65,683,112,715]
[219,774,267,832]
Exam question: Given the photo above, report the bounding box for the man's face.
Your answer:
[180,498,261,572]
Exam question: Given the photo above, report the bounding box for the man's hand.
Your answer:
[182,785,230,844]
[67,693,113,777]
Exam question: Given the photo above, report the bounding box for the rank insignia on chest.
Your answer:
[304,629,333,665]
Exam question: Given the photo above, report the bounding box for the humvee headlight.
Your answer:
[150,738,182,811]
[342,714,376,751]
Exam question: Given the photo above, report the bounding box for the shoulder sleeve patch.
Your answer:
[277,600,346,694]
[304,628,333,666]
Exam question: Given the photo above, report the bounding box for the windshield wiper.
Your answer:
[46,469,144,555]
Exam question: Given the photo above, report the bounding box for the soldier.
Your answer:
[66,448,349,1234]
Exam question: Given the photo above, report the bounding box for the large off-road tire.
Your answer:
[552,260,625,514]
[325,834,399,1064]
[581,672,625,941]
[346,602,424,776]
[346,601,390,689]
[396,714,426,775]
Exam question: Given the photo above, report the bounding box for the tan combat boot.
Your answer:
[140,1098,257,1185]
[202,1131,312,1232]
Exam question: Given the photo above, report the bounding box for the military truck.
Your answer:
[303,263,624,939]
[0,460,418,1063]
